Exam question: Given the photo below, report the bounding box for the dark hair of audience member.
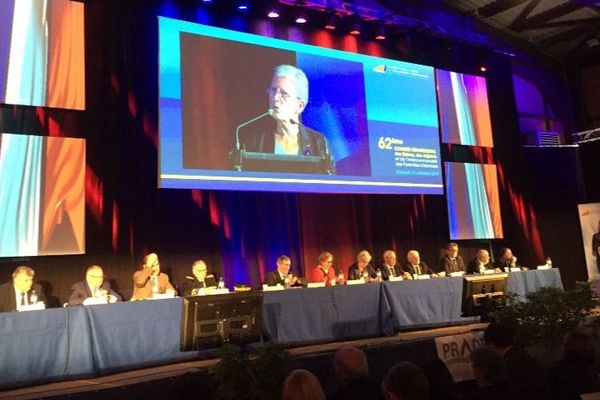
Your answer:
[483,322,514,347]
[418,357,463,400]
[382,362,429,400]
[469,346,506,387]
[282,369,326,400]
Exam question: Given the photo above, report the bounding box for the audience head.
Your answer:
[282,369,325,400]
[357,250,372,266]
[382,362,429,400]
[333,346,369,381]
[562,330,595,365]
[142,253,160,274]
[477,249,490,264]
[277,255,292,275]
[407,250,420,266]
[12,266,35,292]
[446,243,459,259]
[318,252,334,269]
[192,260,208,281]
[469,346,506,388]
[383,250,397,266]
[85,265,105,290]
[418,357,457,399]
[483,322,515,352]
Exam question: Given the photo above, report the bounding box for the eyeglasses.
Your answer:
[267,87,295,101]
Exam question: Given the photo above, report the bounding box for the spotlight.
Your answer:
[201,0,213,3]
[349,16,361,35]
[267,9,280,18]
[236,2,249,11]
[480,66,487,72]
[375,25,386,40]
[295,12,307,24]
[324,13,339,30]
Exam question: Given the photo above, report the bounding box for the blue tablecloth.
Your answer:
[506,269,563,301]
[262,283,392,344]
[382,277,464,329]
[0,270,564,389]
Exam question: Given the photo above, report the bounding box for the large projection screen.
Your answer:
[0,134,85,257]
[0,0,85,110]
[159,17,443,194]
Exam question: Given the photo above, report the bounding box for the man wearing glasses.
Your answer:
[181,259,217,296]
[238,64,334,174]
[68,265,121,305]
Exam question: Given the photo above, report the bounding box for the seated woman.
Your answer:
[310,252,339,286]
[347,250,377,282]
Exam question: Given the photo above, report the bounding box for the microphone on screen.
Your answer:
[235,109,273,151]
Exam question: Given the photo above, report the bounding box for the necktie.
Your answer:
[415,265,421,275]
[389,266,395,277]
[20,292,26,306]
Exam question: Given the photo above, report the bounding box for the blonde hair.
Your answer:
[282,369,325,400]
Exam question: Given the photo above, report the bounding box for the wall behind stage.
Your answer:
[0,0,588,305]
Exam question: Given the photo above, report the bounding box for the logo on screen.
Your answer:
[373,64,387,73]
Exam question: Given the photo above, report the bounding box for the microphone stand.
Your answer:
[231,109,272,171]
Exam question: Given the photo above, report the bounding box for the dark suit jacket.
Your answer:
[467,259,494,275]
[441,255,465,274]
[241,125,335,174]
[68,280,122,305]
[265,270,306,287]
[402,262,435,278]
[181,275,217,296]
[0,282,45,312]
[347,263,377,280]
[379,263,403,280]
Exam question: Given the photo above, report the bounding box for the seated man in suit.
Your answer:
[467,249,497,275]
[265,255,305,287]
[494,247,526,272]
[181,259,217,296]
[68,265,121,305]
[379,250,410,280]
[403,250,436,279]
[440,242,465,275]
[131,252,175,300]
[0,266,45,312]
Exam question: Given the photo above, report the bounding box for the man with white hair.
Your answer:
[467,249,495,274]
[239,64,334,174]
[403,250,436,279]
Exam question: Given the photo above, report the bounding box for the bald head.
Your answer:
[334,346,369,381]
[477,249,490,264]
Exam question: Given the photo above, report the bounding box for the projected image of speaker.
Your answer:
[180,292,263,351]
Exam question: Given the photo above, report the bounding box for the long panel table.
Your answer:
[382,277,465,330]
[262,283,393,344]
[0,269,563,390]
